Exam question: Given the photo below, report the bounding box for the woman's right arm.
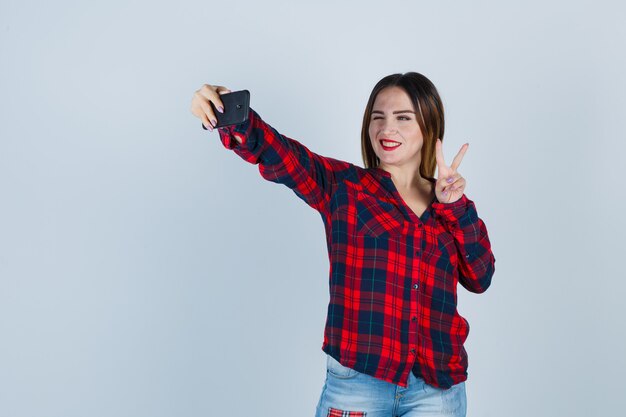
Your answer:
[191,84,352,213]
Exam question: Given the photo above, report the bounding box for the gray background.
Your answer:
[1,0,624,416]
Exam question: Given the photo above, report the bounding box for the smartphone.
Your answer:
[202,89,250,129]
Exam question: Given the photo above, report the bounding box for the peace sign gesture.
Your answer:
[435,139,469,204]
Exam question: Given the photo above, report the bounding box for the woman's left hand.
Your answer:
[434,139,469,204]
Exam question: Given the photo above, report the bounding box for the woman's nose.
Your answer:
[382,121,398,134]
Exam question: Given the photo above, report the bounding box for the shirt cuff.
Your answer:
[215,108,257,150]
[431,194,469,224]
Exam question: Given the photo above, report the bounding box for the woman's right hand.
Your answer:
[190,84,232,132]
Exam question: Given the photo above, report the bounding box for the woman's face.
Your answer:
[368,86,424,171]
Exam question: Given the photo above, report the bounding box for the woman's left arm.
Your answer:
[432,195,496,293]
[432,139,496,293]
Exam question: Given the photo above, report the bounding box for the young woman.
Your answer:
[190,72,496,417]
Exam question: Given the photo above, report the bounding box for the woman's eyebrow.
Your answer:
[371,110,416,115]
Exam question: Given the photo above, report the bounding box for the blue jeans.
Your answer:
[315,354,467,417]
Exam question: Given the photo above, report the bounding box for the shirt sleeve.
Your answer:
[212,107,351,213]
[431,194,496,293]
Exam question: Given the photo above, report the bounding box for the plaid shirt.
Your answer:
[212,108,496,389]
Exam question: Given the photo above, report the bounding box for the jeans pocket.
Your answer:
[440,381,467,415]
[326,354,359,379]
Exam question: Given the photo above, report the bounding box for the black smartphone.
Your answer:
[202,89,250,129]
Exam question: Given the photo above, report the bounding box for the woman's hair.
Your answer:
[361,72,445,181]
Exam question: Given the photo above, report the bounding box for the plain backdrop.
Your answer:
[1,1,625,416]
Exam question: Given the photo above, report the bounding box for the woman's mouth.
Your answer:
[380,139,401,151]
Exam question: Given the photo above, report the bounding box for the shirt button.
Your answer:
[417,223,423,228]
[410,349,416,354]
[411,316,417,322]
[465,253,471,258]
[413,283,419,290]
[415,249,420,256]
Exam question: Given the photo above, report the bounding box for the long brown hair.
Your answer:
[361,72,445,181]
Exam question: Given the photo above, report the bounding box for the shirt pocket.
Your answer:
[326,354,359,379]
[355,191,404,238]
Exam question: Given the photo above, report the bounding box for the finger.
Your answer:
[216,85,232,95]
[436,167,456,188]
[436,176,453,197]
[442,178,465,194]
[437,173,461,194]
[450,143,469,171]
[199,99,218,128]
[191,100,213,130]
[448,177,466,192]
[213,86,232,113]
[444,172,460,185]
[435,139,447,171]
[192,89,215,120]
[199,84,226,114]
[201,115,213,131]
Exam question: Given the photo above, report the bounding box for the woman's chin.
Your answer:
[378,155,402,166]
